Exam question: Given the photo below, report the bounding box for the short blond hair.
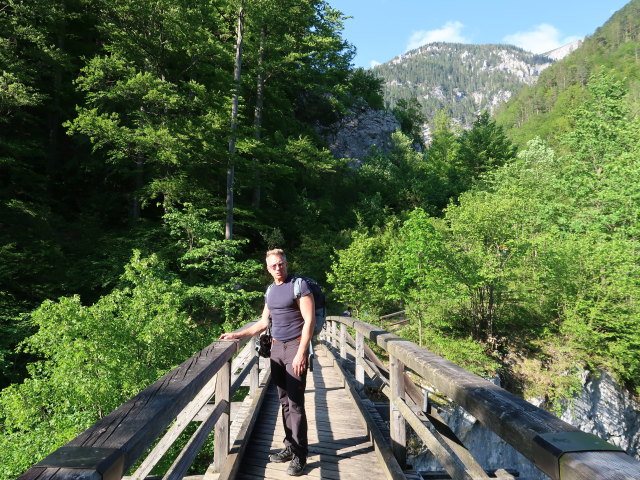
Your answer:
[265,248,287,262]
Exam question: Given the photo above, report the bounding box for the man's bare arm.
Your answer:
[292,293,315,376]
[219,303,270,340]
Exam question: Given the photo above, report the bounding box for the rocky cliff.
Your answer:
[321,106,401,162]
[410,370,640,479]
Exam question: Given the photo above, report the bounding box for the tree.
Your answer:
[0,0,96,387]
[455,111,517,191]
[65,0,234,219]
[0,213,262,477]
[226,1,245,240]
[424,110,461,210]
[327,228,398,317]
[392,97,426,150]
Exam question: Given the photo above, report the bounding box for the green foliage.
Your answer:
[163,204,263,324]
[392,98,426,150]
[415,331,500,378]
[0,204,262,478]
[344,68,385,110]
[455,111,517,191]
[495,0,640,146]
[330,72,640,398]
[327,227,399,317]
[0,252,209,478]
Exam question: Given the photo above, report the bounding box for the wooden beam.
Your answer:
[208,368,272,480]
[163,400,227,480]
[326,316,640,480]
[20,339,242,480]
[356,331,365,390]
[386,389,477,480]
[129,373,218,480]
[213,360,231,472]
[389,354,406,468]
[322,344,407,480]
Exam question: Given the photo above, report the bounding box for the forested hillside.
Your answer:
[2,0,640,477]
[0,0,362,386]
[372,43,553,129]
[0,0,389,475]
[329,0,640,413]
[495,0,640,145]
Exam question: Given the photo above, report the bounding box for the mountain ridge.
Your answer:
[371,40,579,135]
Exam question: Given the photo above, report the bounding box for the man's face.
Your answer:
[266,254,288,283]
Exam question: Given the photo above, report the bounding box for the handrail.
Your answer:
[18,322,264,480]
[322,315,640,480]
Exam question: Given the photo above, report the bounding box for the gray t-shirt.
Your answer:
[266,275,311,341]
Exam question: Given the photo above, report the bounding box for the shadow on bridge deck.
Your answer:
[233,350,388,480]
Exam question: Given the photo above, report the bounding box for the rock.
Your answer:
[321,107,400,163]
[560,370,640,454]
[409,369,640,480]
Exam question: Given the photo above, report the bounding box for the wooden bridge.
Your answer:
[20,316,640,480]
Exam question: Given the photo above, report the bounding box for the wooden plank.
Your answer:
[321,345,407,480]
[560,451,640,480]
[356,331,365,390]
[390,353,406,468]
[212,360,231,472]
[207,366,272,480]
[130,373,218,480]
[234,349,390,480]
[163,400,227,480]
[388,390,476,480]
[340,323,347,360]
[248,336,259,396]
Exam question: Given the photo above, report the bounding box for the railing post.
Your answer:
[331,320,338,349]
[340,323,347,360]
[249,335,259,396]
[213,358,231,472]
[389,353,406,468]
[355,330,365,391]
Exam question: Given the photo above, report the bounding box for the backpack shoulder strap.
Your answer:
[293,276,303,299]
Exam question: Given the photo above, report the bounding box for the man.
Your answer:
[219,248,315,476]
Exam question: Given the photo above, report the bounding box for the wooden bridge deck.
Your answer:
[233,349,388,480]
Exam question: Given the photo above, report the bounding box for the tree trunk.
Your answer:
[225,4,245,240]
[252,22,266,209]
[132,155,143,220]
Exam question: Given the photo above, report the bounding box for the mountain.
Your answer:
[542,39,583,60]
[494,0,640,146]
[371,42,556,132]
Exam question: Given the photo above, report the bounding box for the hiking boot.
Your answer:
[286,454,307,476]
[269,446,293,463]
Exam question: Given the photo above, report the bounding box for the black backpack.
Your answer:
[293,276,326,335]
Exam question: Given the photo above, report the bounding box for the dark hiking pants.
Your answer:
[270,337,308,458]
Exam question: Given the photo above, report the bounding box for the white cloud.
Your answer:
[406,21,468,51]
[370,60,381,68]
[503,24,581,54]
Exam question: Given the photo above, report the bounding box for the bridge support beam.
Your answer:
[355,331,365,391]
[249,335,259,396]
[389,353,406,468]
[213,359,231,472]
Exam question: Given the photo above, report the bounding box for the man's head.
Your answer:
[266,248,288,283]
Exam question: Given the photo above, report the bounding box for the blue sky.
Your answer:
[328,0,630,68]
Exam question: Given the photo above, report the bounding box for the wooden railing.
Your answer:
[320,315,640,480]
[18,315,640,480]
[19,323,268,480]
